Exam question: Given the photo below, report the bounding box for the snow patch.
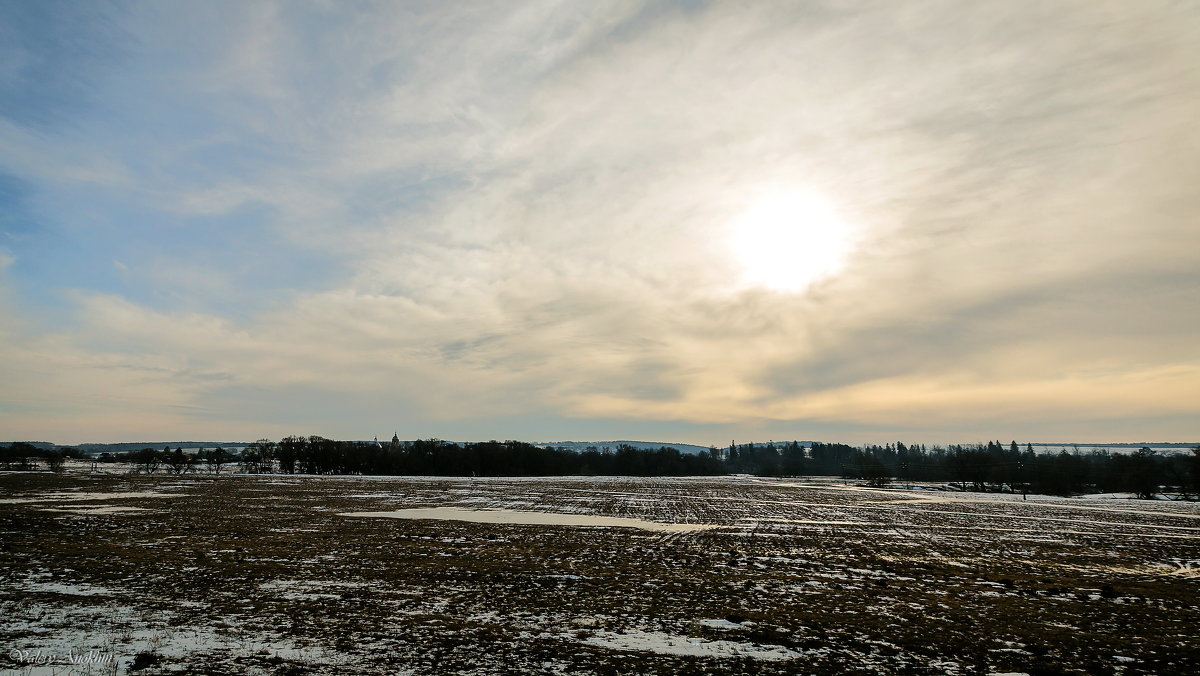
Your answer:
[337,507,720,533]
[582,629,800,661]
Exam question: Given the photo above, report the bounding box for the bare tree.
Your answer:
[167,447,189,474]
[203,447,232,474]
[134,448,162,474]
[46,452,65,473]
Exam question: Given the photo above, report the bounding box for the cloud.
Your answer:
[0,1,1197,443]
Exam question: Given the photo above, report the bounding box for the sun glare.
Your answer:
[729,189,855,292]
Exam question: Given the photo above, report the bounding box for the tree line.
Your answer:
[4,437,1198,499]
[83,438,726,478]
[0,442,86,472]
[743,439,1200,499]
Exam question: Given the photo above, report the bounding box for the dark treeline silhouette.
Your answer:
[4,438,1199,499]
[723,439,1200,498]
[0,442,84,472]
[214,437,724,478]
[742,439,1198,499]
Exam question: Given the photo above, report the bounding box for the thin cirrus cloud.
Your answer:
[0,0,1196,445]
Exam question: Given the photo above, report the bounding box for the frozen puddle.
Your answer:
[44,505,153,515]
[338,507,719,533]
[699,618,754,629]
[583,629,800,661]
[258,579,370,600]
[14,579,115,596]
[745,518,867,526]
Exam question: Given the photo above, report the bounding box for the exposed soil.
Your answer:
[2,472,1197,674]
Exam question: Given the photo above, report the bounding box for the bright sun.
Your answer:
[729,188,855,292]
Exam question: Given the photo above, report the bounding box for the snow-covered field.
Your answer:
[1,472,1197,674]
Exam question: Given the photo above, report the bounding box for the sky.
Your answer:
[1,0,1198,446]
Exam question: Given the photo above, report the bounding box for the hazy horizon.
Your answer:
[7,436,1197,452]
[2,1,1197,445]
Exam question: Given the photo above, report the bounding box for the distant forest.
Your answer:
[3,438,1199,499]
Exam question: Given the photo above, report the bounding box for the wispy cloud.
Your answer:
[0,0,1196,444]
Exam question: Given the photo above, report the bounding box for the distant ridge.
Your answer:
[23,441,255,455]
[535,440,716,455]
[1028,442,1196,448]
[10,439,1194,458]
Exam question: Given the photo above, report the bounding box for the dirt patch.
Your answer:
[2,473,1197,674]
